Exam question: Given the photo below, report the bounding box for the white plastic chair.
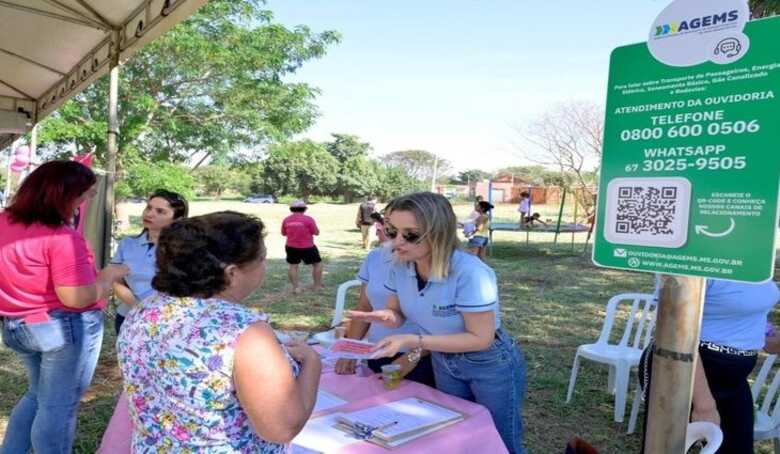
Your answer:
[686,421,723,453]
[752,354,780,452]
[311,279,362,347]
[566,293,656,423]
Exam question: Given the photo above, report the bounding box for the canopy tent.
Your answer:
[0,0,208,147]
[0,0,208,264]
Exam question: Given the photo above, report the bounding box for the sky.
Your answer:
[267,1,671,173]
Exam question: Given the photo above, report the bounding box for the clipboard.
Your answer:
[333,397,467,449]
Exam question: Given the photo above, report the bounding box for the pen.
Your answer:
[372,420,399,434]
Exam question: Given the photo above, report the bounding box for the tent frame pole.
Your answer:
[102,32,120,267]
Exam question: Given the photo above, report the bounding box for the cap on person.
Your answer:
[289,200,307,212]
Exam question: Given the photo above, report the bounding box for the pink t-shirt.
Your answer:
[281,213,319,249]
[0,212,101,317]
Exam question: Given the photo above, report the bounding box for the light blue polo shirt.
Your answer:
[110,232,158,316]
[384,249,500,335]
[357,246,420,345]
[699,279,779,350]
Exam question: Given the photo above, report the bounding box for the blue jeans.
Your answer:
[1,310,104,454]
[432,329,526,454]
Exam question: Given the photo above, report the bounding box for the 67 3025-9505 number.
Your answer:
[624,156,747,172]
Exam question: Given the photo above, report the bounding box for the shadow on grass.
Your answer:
[317,239,367,254]
[0,318,123,454]
[0,348,26,435]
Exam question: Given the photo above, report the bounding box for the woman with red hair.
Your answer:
[0,160,128,454]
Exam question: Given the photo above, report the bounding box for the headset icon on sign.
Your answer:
[714,37,742,58]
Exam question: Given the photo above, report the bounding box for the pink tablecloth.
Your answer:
[98,369,507,454]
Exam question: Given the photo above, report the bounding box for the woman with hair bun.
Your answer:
[110,189,188,334]
[117,211,321,453]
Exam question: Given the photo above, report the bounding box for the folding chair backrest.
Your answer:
[596,293,657,349]
[332,279,363,327]
[751,354,780,427]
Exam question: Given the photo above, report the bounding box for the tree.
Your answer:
[453,169,491,185]
[325,133,371,162]
[323,133,378,202]
[115,157,196,201]
[194,165,251,199]
[235,162,267,195]
[750,0,780,17]
[263,140,339,201]
[37,1,340,165]
[492,165,575,186]
[373,163,426,201]
[382,150,452,182]
[514,100,603,208]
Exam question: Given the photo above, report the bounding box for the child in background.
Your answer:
[517,191,531,227]
[371,212,387,244]
[466,201,493,260]
[459,195,484,236]
[522,212,548,228]
[281,200,324,293]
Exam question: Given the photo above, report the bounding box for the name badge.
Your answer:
[432,304,457,318]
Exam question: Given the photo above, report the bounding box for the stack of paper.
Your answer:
[335,397,465,448]
[313,390,347,413]
[292,413,357,453]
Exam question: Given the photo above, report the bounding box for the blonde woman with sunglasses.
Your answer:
[348,192,526,454]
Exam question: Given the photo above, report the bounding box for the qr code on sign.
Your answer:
[605,177,691,248]
[615,186,677,235]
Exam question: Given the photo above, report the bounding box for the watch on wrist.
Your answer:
[407,334,423,363]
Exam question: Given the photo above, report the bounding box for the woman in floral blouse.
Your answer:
[117,211,321,453]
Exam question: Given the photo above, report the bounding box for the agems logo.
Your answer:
[647,0,749,67]
[654,10,739,36]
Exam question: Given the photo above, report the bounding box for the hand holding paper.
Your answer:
[329,339,379,360]
[372,334,415,359]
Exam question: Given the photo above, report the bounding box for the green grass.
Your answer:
[1,201,777,453]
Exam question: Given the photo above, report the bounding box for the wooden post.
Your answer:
[644,274,705,454]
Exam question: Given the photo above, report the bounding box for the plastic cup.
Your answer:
[288,331,310,344]
[381,364,402,390]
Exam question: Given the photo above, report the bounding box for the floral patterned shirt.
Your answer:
[117,293,299,453]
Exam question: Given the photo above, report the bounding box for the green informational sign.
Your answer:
[593,12,780,283]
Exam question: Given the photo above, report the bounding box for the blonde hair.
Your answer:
[385,192,459,280]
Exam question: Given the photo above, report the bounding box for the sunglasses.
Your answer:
[384,226,426,244]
